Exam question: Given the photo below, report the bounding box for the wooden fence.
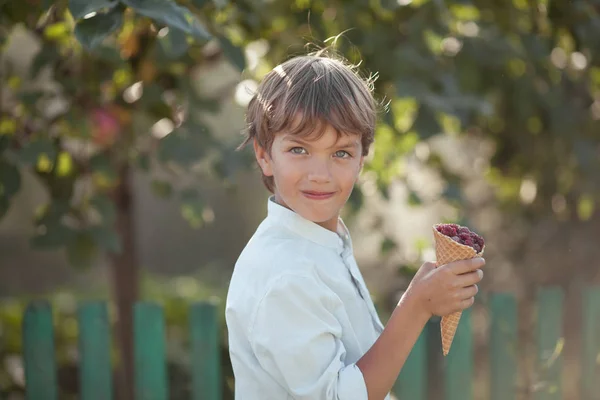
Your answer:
[20,286,600,399]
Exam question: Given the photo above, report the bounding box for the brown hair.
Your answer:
[238,50,379,193]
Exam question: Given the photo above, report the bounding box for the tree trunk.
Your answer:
[109,164,138,400]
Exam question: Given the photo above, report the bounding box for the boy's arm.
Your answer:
[356,258,485,400]
[355,290,430,400]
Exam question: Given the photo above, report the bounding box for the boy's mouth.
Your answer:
[301,190,336,200]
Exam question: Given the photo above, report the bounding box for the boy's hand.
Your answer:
[404,257,485,318]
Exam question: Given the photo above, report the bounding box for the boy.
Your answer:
[226,52,485,400]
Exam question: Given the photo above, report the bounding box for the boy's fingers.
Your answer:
[456,270,483,287]
[446,257,485,275]
[458,284,479,300]
[459,297,475,310]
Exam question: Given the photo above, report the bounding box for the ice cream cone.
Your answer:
[432,224,484,356]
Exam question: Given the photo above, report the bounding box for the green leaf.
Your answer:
[577,195,595,221]
[407,190,422,206]
[121,0,211,41]
[212,142,248,181]
[157,27,189,59]
[136,153,150,171]
[190,0,209,7]
[212,0,228,9]
[30,44,58,79]
[89,225,122,253]
[90,153,116,175]
[574,140,597,169]
[180,187,199,202]
[186,90,220,113]
[151,180,173,198]
[17,138,56,165]
[18,90,45,108]
[411,104,441,139]
[138,84,166,108]
[90,45,126,64]
[90,194,116,224]
[66,231,97,269]
[180,191,205,228]
[347,186,364,213]
[34,200,71,226]
[90,154,118,187]
[397,264,418,278]
[68,0,118,20]
[397,80,430,99]
[0,161,21,198]
[377,180,390,200]
[41,0,54,11]
[30,222,76,250]
[74,7,124,50]
[217,34,245,71]
[0,195,9,219]
[380,237,397,255]
[157,129,210,167]
[0,136,9,154]
[442,182,462,204]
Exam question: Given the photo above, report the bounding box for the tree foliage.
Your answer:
[226,0,600,222]
[2,0,600,268]
[0,0,249,268]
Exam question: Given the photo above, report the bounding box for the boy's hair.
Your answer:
[238,50,378,193]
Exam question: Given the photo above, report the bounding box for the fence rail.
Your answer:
[20,286,600,399]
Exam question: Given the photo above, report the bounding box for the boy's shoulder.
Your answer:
[236,220,317,275]
[226,221,323,316]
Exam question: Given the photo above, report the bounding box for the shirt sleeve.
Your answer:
[249,272,369,400]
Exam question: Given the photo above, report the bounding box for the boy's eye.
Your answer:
[290,147,306,154]
[334,150,351,158]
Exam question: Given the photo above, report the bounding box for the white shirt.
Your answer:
[226,196,390,400]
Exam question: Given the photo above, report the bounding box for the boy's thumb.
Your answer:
[414,261,436,279]
[422,261,437,271]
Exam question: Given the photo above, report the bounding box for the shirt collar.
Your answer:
[266,195,351,253]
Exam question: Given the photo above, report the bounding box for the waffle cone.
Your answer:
[432,225,484,356]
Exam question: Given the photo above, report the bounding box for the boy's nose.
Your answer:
[307,160,332,183]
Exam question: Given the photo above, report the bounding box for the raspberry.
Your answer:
[474,236,484,247]
[441,226,455,236]
[459,233,471,242]
[436,223,484,253]
[437,224,458,237]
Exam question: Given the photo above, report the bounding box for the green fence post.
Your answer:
[490,293,518,400]
[535,287,564,400]
[134,302,168,400]
[393,321,428,400]
[444,308,473,400]
[581,286,600,400]
[190,301,222,400]
[78,301,113,400]
[23,300,58,400]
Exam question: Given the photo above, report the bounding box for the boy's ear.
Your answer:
[253,139,273,177]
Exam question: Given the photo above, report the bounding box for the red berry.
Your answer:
[437,223,484,252]
[474,234,485,248]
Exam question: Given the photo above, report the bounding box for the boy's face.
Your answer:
[254,122,364,232]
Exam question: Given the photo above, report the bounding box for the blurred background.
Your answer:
[1,0,599,399]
